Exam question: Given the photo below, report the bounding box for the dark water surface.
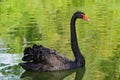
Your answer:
[0,0,120,80]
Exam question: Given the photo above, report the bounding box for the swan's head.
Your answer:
[75,11,89,21]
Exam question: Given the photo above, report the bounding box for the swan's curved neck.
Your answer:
[70,15,83,62]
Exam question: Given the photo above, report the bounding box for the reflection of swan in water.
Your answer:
[19,11,89,71]
[20,67,85,80]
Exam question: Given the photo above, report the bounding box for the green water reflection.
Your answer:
[0,0,120,80]
[20,67,85,80]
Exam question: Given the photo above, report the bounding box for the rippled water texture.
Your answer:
[0,0,120,80]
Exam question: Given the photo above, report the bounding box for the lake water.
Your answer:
[0,0,120,80]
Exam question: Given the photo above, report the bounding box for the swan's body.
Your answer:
[19,11,89,71]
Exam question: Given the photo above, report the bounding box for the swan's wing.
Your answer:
[50,50,70,64]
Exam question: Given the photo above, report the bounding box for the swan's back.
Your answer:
[20,45,76,71]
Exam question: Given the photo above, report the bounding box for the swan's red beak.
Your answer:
[82,14,89,21]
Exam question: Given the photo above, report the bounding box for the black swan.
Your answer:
[19,11,89,71]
